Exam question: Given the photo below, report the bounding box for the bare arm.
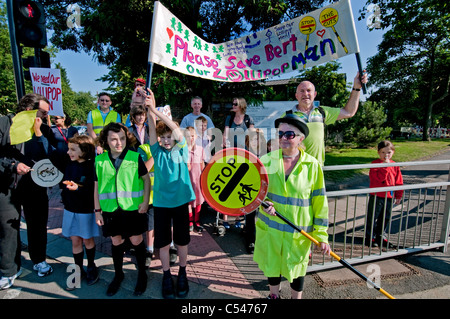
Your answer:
[223,126,229,147]
[337,72,368,121]
[147,100,158,146]
[94,181,104,226]
[138,174,150,213]
[86,123,97,139]
[145,88,184,142]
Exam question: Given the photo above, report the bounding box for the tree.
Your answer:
[1,2,94,120]
[361,0,450,141]
[42,0,334,115]
[55,63,96,124]
[343,101,391,148]
[0,1,22,113]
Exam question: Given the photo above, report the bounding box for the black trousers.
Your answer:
[366,195,393,240]
[0,192,21,277]
[11,175,49,265]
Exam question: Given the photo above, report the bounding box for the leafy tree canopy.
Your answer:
[360,0,450,139]
[42,0,337,116]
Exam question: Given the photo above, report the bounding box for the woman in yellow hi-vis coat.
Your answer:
[254,114,331,299]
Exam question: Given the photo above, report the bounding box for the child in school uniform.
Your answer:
[62,135,99,288]
[184,127,206,232]
[367,140,403,248]
[145,89,195,299]
[94,122,150,297]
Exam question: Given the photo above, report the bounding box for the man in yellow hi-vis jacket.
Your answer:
[254,113,331,299]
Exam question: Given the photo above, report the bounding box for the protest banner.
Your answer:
[148,0,360,83]
[29,68,64,116]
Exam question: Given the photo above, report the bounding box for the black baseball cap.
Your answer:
[275,113,309,138]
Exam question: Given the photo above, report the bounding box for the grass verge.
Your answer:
[323,138,450,183]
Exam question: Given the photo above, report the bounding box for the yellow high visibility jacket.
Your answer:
[253,149,329,282]
[91,108,119,135]
[95,150,144,212]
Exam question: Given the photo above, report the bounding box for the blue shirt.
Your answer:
[150,137,195,208]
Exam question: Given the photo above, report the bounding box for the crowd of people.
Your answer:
[0,72,407,300]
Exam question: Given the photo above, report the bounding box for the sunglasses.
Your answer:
[232,103,238,106]
[99,99,111,102]
[278,131,299,139]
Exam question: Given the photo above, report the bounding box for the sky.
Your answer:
[52,1,384,96]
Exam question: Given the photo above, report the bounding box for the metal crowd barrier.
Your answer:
[307,160,450,272]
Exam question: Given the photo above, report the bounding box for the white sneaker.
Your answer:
[33,261,53,277]
[0,268,23,290]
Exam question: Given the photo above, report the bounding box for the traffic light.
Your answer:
[13,0,47,48]
[22,50,50,80]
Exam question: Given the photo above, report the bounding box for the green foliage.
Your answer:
[42,0,333,116]
[361,0,450,140]
[55,63,96,124]
[343,101,391,148]
[0,2,19,114]
[1,2,95,121]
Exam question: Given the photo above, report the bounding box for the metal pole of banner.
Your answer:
[355,52,367,94]
[146,1,161,90]
[6,0,25,101]
[146,62,153,90]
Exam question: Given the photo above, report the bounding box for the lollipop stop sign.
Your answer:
[201,148,268,216]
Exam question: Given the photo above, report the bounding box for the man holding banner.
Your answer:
[284,71,368,165]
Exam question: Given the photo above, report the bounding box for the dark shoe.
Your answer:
[194,223,204,233]
[162,274,175,299]
[106,273,124,296]
[267,293,280,299]
[176,271,189,298]
[86,265,99,286]
[133,271,147,296]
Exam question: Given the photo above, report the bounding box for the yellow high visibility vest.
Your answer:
[91,108,119,135]
[253,149,329,282]
[95,150,144,212]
